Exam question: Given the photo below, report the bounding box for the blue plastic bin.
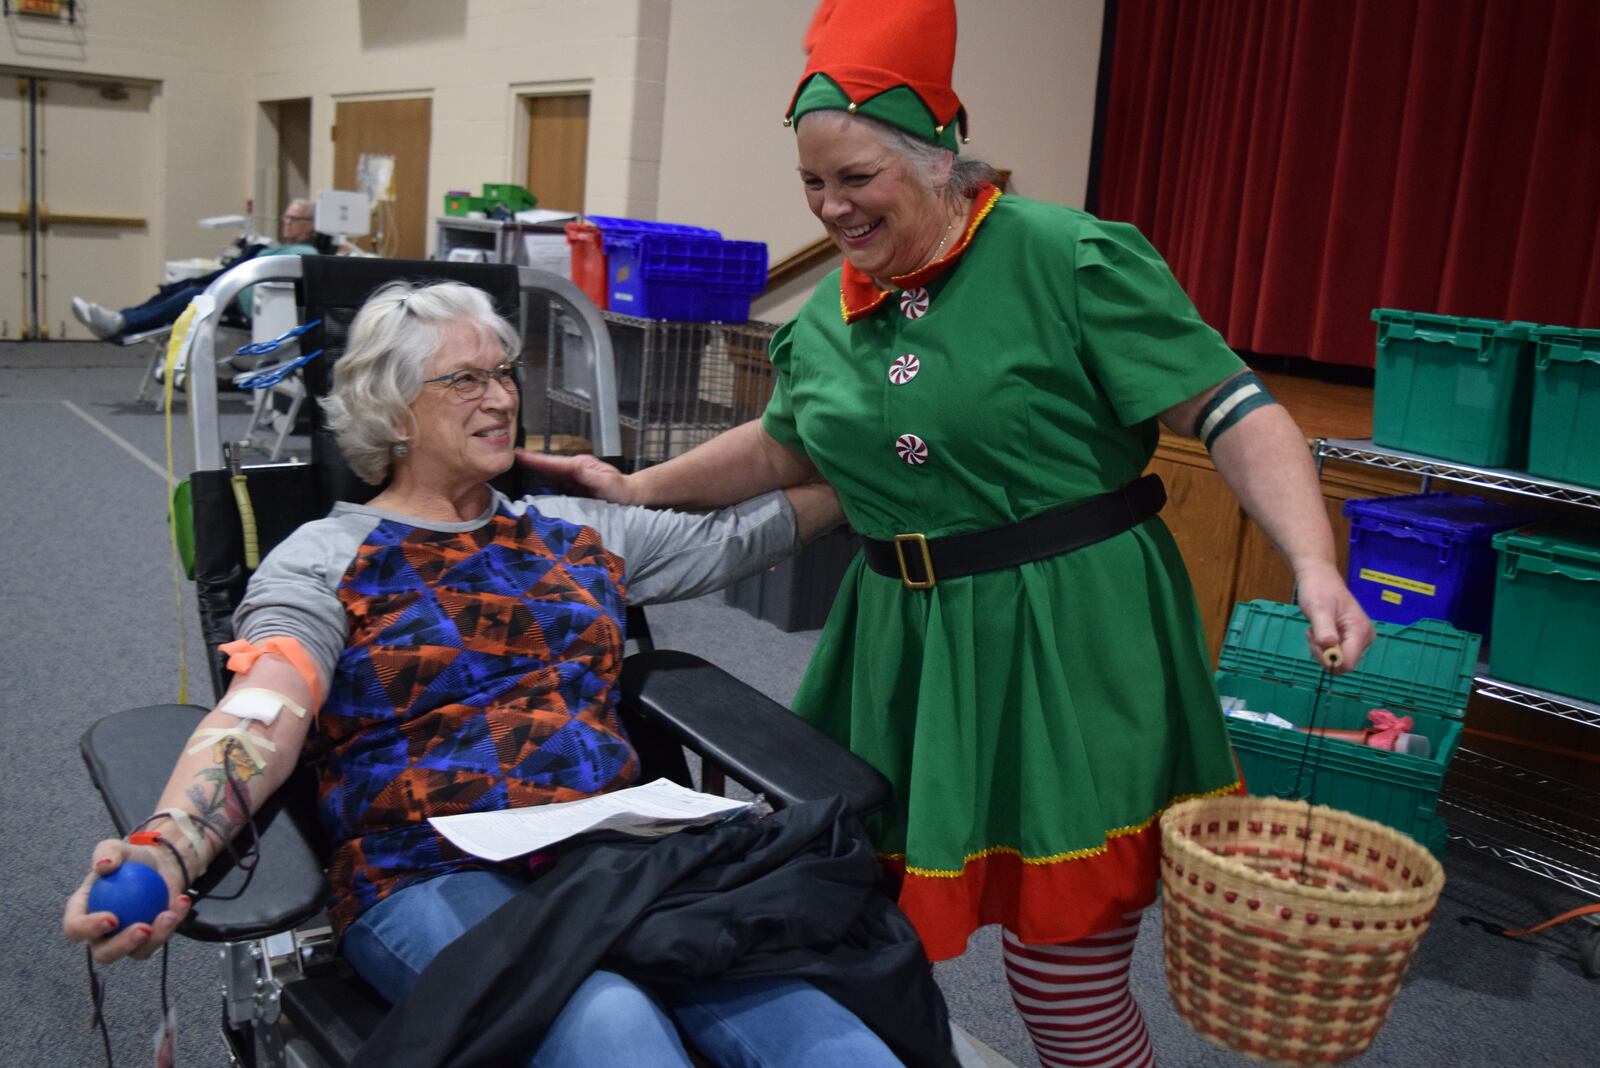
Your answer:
[586,216,721,241]
[586,216,767,322]
[1343,492,1540,638]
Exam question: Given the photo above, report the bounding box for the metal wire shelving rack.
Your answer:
[541,308,778,472]
[1314,438,1600,974]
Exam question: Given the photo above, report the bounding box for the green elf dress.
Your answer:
[761,182,1244,961]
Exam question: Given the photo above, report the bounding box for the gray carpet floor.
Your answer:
[2,340,1596,1066]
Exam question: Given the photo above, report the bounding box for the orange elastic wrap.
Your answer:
[219,636,325,707]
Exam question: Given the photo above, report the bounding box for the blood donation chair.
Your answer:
[78,256,891,1067]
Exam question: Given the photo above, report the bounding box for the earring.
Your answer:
[392,442,409,457]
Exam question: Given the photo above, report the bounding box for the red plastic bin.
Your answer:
[565,222,609,310]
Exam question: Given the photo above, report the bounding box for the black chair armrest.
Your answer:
[618,650,890,816]
[79,705,329,942]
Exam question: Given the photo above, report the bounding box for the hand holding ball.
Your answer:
[87,861,170,933]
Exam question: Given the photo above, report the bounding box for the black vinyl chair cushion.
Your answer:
[621,651,891,816]
[80,705,330,941]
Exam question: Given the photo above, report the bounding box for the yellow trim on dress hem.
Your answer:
[884,779,1242,878]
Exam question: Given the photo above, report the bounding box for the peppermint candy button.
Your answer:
[899,287,929,319]
[895,433,929,465]
[888,353,921,384]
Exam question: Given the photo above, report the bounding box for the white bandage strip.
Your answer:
[187,725,277,773]
[152,806,210,860]
[218,687,307,725]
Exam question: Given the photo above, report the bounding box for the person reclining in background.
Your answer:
[62,280,951,1067]
[71,197,335,341]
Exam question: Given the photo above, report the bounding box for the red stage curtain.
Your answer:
[1095,0,1600,366]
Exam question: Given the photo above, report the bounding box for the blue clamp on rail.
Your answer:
[235,318,322,358]
[233,349,323,390]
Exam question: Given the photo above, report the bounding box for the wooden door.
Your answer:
[0,75,155,339]
[524,94,589,213]
[333,97,431,259]
[274,98,312,219]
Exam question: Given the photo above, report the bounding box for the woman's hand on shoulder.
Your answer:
[1295,562,1376,674]
[515,450,638,504]
[63,839,192,965]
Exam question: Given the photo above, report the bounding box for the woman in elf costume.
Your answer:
[523,2,1374,1064]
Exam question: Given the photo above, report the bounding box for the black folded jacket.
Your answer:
[352,797,957,1068]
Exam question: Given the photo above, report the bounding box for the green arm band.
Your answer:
[1194,370,1277,449]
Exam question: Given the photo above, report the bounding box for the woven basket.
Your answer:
[1160,794,1444,1066]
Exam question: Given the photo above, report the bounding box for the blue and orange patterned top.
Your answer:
[232,489,799,935]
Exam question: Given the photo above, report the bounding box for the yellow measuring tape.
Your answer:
[162,304,196,703]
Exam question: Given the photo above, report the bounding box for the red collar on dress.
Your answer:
[838,180,1003,324]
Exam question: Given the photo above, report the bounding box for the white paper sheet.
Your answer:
[514,208,582,225]
[428,778,752,862]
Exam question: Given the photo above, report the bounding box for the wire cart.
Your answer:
[540,309,778,471]
[1313,437,1600,975]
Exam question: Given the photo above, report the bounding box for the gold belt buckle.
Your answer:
[893,533,936,590]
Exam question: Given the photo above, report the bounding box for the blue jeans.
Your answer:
[120,281,210,336]
[342,870,904,1068]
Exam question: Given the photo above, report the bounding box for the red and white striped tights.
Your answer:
[1001,911,1156,1068]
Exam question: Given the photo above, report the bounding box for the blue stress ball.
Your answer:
[87,860,169,933]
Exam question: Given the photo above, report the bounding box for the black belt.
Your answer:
[860,474,1167,590]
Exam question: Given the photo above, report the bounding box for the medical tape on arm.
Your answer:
[219,635,325,706]
[217,687,307,726]
[187,724,277,774]
[149,806,210,860]
[1194,369,1277,450]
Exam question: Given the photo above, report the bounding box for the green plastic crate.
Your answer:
[443,192,485,217]
[1528,326,1600,488]
[480,182,537,212]
[1371,309,1535,468]
[1216,600,1478,857]
[1488,524,1600,703]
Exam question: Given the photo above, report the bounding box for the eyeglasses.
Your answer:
[422,360,522,400]
[283,213,312,221]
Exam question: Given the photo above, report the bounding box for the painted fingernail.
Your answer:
[95,858,113,869]
[100,918,117,933]
[131,925,151,941]
[178,895,191,907]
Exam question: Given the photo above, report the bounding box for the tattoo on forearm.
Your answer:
[183,737,258,847]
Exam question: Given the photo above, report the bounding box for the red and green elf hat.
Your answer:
[784,0,968,153]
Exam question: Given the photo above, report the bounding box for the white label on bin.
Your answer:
[1359,568,1436,596]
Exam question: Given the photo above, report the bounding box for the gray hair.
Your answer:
[320,281,522,485]
[798,109,998,202]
